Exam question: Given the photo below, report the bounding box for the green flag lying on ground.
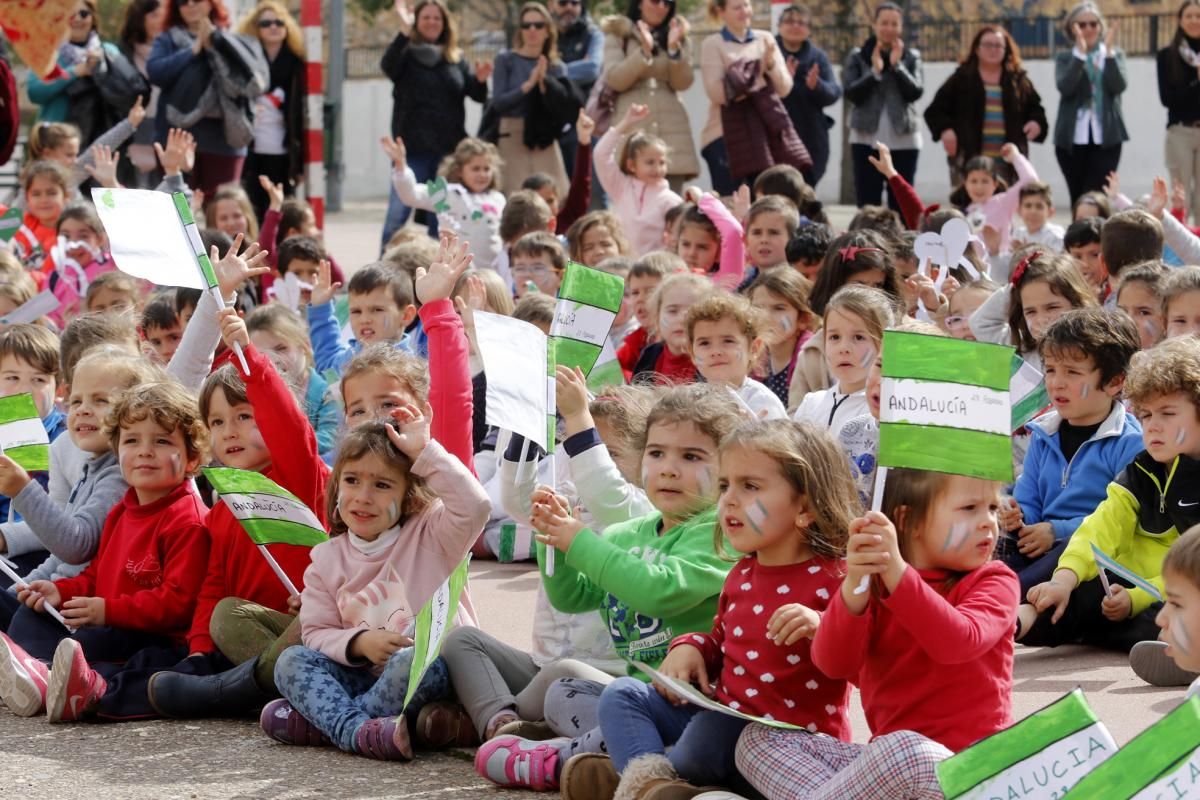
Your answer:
[1063,694,1200,799]
[937,690,1118,799]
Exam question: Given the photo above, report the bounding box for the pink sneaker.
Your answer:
[0,631,48,716]
[46,638,106,723]
[474,735,568,790]
[259,698,330,746]
[354,716,414,761]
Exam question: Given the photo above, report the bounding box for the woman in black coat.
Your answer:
[1158,0,1200,223]
[380,0,491,247]
[924,25,1047,186]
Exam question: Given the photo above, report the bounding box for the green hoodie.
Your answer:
[539,507,732,677]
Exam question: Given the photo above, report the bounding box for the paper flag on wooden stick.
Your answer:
[402,558,470,710]
[0,0,75,78]
[475,311,551,450]
[90,188,207,290]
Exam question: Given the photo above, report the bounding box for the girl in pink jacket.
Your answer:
[260,408,490,761]
[594,104,683,257]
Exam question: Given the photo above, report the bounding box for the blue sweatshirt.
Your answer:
[1013,402,1143,544]
[307,299,411,375]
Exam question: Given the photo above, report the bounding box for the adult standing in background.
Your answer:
[492,2,580,198]
[842,1,923,210]
[599,0,700,189]
[924,25,1047,186]
[775,3,840,187]
[700,0,807,193]
[117,0,167,187]
[148,0,269,198]
[1158,0,1200,223]
[236,1,306,221]
[553,0,603,170]
[1053,2,1127,206]
[380,0,491,247]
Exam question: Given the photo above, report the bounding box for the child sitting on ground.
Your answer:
[686,293,786,419]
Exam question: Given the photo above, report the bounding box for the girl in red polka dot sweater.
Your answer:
[593,419,862,799]
[736,468,1020,800]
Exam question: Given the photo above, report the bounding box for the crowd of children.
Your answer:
[0,47,1200,800]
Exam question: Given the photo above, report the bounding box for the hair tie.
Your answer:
[1010,250,1043,286]
[838,246,883,262]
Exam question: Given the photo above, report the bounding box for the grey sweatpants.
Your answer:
[440,626,615,737]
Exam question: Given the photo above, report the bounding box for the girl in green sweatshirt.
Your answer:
[474,384,744,793]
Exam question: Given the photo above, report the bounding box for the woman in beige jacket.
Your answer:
[699,0,792,195]
[600,0,700,188]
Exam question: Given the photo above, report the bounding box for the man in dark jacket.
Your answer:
[553,0,603,170]
[775,4,841,186]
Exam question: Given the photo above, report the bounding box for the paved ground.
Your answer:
[0,562,1185,798]
[0,204,1176,796]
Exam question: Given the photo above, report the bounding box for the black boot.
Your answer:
[147,657,272,719]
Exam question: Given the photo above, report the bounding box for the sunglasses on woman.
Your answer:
[73,8,93,19]
[521,20,547,29]
[258,18,286,29]
[177,0,209,6]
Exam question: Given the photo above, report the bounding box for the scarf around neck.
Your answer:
[1082,43,1104,123]
[60,31,101,68]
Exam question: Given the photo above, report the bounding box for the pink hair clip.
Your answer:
[838,246,883,262]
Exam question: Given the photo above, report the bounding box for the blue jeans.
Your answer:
[274,644,450,753]
[597,676,749,784]
[701,139,738,196]
[1000,536,1069,599]
[380,149,441,251]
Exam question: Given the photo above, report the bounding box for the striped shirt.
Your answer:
[981,82,1005,158]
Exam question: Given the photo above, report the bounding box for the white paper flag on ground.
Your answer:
[403,558,470,710]
[632,660,803,731]
[475,311,551,450]
[1064,695,1200,799]
[937,690,1117,800]
[90,188,207,289]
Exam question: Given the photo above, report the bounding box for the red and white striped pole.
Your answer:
[300,0,325,229]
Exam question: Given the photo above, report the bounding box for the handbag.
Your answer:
[92,47,150,117]
[584,78,617,137]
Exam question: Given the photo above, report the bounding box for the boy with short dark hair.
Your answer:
[1020,336,1200,656]
[1014,182,1064,251]
[1064,216,1106,303]
[0,325,67,578]
[308,261,417,375]
[1101,210,1166,306]
[140,295,183,366]
[511,231,566,298]
[276,235,325,289]
[1003,309,1144,595]
[786,222,833,282]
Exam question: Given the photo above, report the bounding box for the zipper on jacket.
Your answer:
[1135,458,1176,514]
[1058,408,1126,488]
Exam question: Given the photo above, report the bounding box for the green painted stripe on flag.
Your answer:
[172,192,196,226]
[498,522,516,563]
[938,690,1099,798]
[552,337,602,374]
[203,467,304,506]
[559,260,625,311]
[879,423,1013,482]
[0,394,38,426]
[587,358,625,392]
[882,331,1013,392]
[196,253,218,289]
[1011,385,1050,432]
[403,557,471,711]
[241,518,329,548]
[6,444,48,472]
[1063,695,1200,798]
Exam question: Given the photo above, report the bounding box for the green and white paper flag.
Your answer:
[587,340,626,392]
[937,690,1117,800]
[203,467,328,548]
[1090,542,1164,602]
[1011,355,1050,432]
[0,393,50,472]
[632,660,804,731]
[878,331,1016,483]
[1064,695,1200,799]
[0,207,22,243]
[403,557,470,710]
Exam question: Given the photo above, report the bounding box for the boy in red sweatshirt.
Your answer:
[0,381,211,722]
